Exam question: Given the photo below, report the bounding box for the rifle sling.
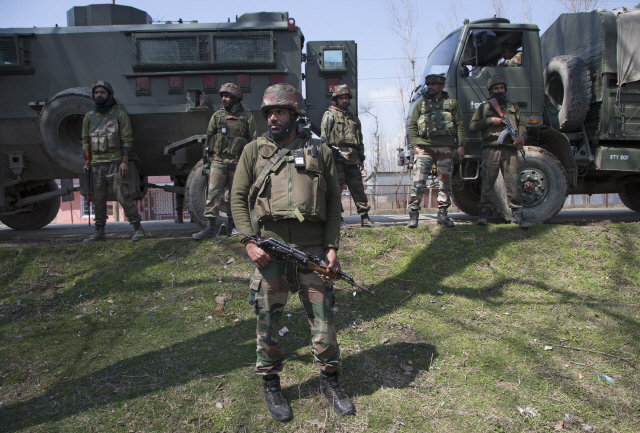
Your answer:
[247,139,299,236]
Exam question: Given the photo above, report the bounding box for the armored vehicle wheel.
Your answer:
[39,87,93,173]
[492,147,568,224]
[185,160,208,228]
[544,55,591,132]
[619,182,640,212]
[452,181,482,216]
[0,181,60,230]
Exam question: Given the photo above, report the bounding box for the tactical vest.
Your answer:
[89,109,121,157]
[417,98,455,139]
[252,137,328,224]
[481,101,519,145]
[327,106,360,148]
[210,109,251,157]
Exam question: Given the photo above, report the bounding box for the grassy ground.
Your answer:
[1,222,639,432]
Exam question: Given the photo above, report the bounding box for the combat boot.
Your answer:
[83,226,106,243]
[319,371,355,416]
[192,217,217,240]
[262,374,293,421]
[437,208,455,227]
[131,223,145,241]
[407,211,419,228]
[512,209,530,229]
[340,217,349,231]
[360,213,377,228]
[476,208,490,226]
[174,212,183,224]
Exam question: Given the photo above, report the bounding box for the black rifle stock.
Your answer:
[487,98,529,166]
[219,231,375,294]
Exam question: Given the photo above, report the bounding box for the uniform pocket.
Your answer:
[417,116,429,138]
[254,176,272,221]
[312,175,328,222]
[442,112,454,134]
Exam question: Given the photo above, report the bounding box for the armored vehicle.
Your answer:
[0,3,357,229]
[400,6,640,223]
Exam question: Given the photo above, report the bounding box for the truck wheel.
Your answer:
[452,181,482,216]
[544,55,591,132]
[39,87,93,173]
[619,182,640,212]
[0,181,60,230]
[492,147,568,224]
[185,160,207,228]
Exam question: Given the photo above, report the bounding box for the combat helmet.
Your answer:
[261,83,306,118]
[219,83,243,101]
[331,84,353,101]
[91,80,114,96]
[425,74,446,85]
[487,75,507,92]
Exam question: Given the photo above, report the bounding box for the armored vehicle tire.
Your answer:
[544,55,591,132]
[452,181,482,216]
[619,182,640,212]
[0,181,60,230]
[492,147,568,224]
[185,160,208,228]
[39,87,94,173]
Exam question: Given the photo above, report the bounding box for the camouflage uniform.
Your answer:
[81,81,142,231]
[469,75,527,212]
[230,84,342,375]
[407,76,466,213]
[320,89,370,216]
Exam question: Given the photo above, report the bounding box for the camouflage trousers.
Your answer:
[336,162,370,214]
[204,159,236,219]
[408,146,453,211]
[248,246,340,375]
[91,162,141,227]
[479,147,522,210]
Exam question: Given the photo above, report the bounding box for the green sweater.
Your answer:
[230,134,342,250]
[81,107,133,163]
[408,94,466,148]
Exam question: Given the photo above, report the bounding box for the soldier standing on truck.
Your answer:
[320,84,376,230]
[470,75,530,228]
[192,83,257,239]
[230,84,355,421]
[82,80,145,243]
[406,74,466,228]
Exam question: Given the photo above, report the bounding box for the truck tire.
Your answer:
[0,181,60,230]
[39,87,93,173]
[185,160,208,228]
[619,182,640,212]
[492,147,568,224]
[544,55,591,132]
[452,181,482,216]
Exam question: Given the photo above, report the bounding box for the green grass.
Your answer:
[1,223,639,432]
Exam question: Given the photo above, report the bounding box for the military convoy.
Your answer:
[401,6,640,223]
[0,3,356,229]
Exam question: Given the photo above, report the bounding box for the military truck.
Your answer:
[0,3,357,229]
[400,6,640,223]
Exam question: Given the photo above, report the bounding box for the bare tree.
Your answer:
[385,0,421,89]
[522,0,532,23]
[489,0,509,17]
[557,0,599,13]
[436,0,462,40]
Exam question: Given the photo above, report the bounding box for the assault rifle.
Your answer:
[219,231,375,294]
[84,146,92,226]
[487,98,529,166]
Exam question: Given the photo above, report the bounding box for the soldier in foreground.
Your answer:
[82,80,144,242]
[230,84,354,421]
[192,83,257,239]
[321,84,376,230]
[406,74,466,228]
[469,75,530,228]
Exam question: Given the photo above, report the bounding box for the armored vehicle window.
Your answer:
[460,30,523,74]
[0,36,19,66]
[133,31,274,69]
[323,50,344,70]
[422,30,461,77]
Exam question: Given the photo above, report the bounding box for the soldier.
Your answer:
[406,74,466,228]
[230,84,354,421]
[192,83,257,239]
[469,75,530,228]
[82,80,144,242]
[498,44,523,67]
[321,84,376,230]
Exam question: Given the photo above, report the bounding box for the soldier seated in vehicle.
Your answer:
[497,44,523,67]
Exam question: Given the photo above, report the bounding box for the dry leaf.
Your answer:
[380,337,389,345]
[400,364,414,372]
[554,420,564,431]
